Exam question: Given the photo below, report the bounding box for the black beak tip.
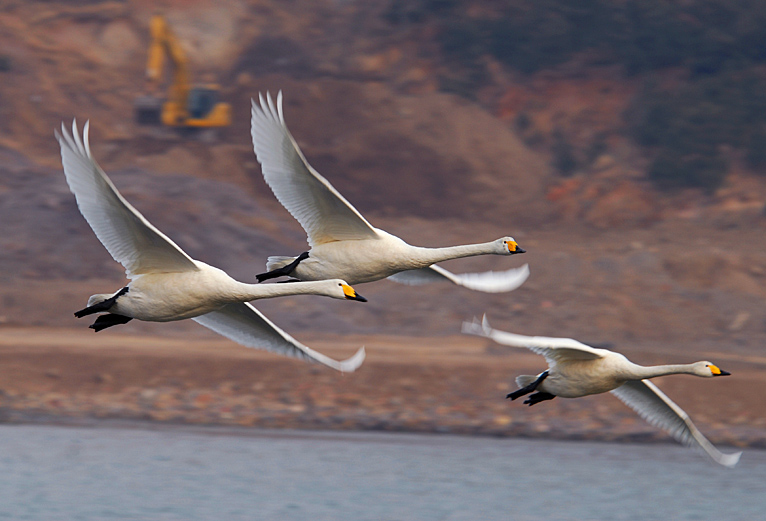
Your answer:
[353,294,367,303]
[515,247,526,254]
[719,370,731,376]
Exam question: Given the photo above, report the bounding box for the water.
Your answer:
[0,423,762,521]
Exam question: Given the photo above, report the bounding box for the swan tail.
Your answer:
[265,256,297,271]
[515,375,538,388]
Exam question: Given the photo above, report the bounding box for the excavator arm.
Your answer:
[145,14,190,110]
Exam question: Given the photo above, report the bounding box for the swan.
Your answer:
[462,316,742,467]
[55,120,367,373]
[249,92,529,293]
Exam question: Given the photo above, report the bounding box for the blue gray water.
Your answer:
[0,423,762,521]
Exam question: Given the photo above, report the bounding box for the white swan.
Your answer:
[55,121,366,373]
[249,92,529,293]
[462,316,742,467]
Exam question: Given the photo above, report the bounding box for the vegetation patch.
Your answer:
[383,0,766,191]
[629,70,766,192]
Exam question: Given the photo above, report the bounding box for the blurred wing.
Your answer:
[56,121,198,278]
[192,302,365,373]
[250,92,379,247]
[388,264,529,293]
[461,315,605,365]
[611,380,741,468]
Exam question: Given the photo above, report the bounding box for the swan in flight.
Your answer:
[55,121,366,372]
[462,316,742,467]
[249,92,529,293]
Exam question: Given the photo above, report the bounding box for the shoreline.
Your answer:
[0,412,761,453]
[0,327,763,451]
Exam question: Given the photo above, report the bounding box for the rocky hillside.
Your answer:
[1,0,766,357]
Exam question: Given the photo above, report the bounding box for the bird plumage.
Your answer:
[56,120,365,372]
[462,315,742,467]
[250,92,528,292]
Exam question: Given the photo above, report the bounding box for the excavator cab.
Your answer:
[188,87,217,119]
[134,15,231,130]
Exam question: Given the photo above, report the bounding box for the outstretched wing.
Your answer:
[192,302,365,373]
[56,121,198,278]
[611,379,741,467]
[389,264,530,293]
[250,92,379,247]
[461,315,606,366]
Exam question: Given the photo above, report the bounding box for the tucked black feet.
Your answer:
[523,392,556,406]
[506,388,531,401]
[89,313,133,332]
[74,287,129,318]
[506,370,549,401]
[256,252,310,283]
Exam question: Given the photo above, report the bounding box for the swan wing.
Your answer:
[388,264,529,293]
[461,315,605,364]
[611,379,742,467]
[250,92,379,246]
[192,302,365,373]
[56,121,198,278]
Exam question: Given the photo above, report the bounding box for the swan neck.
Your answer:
[412,242,496,266]
[629,363,697,379]
[228,280,326,301]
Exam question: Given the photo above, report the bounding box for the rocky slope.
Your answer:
[0,1,765,438]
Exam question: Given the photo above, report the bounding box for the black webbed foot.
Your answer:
[256,252,310,283]
[506,370,549,401]
[89,313,133,332]
[74,287,129,318]
[523,392,556,406]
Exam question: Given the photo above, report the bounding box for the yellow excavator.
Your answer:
[134,15,231,128]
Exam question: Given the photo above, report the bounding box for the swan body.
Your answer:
[250,92,529,293]
[462,316,742,467]
[84,266,363,322]
[56,121,366,372]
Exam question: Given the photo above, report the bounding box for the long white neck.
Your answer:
[225,280,333,302]
[627,363,699,380]
[407,242,499,268]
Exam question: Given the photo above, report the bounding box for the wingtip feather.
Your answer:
[718,451,742,468]
[83,120,91,157]
[338,346,366,373]
[461,315,488,337]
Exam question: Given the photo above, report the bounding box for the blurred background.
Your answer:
[0,1,765,517]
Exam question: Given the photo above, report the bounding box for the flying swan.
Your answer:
[249,92,529,293]
[462,316,742,467]
[55,121,366,373]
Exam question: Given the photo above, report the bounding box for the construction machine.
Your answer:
[134,15,231,129]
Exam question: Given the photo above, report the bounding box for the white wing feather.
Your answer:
[250,92,379,246]
[461,315,605,364]
[192,302,365,373]
[611,380,741,467]
[389,263,529,293]
[56,121,198,278]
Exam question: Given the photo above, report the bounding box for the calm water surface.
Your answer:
[0,423,762,521]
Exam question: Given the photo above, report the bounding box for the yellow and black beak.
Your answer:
[506,240,526,254]
[710,364,731,376]
[342,284,367,302]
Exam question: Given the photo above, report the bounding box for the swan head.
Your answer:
[329,280,367,302]
[695,361,731,377]
[498,237,525,255]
